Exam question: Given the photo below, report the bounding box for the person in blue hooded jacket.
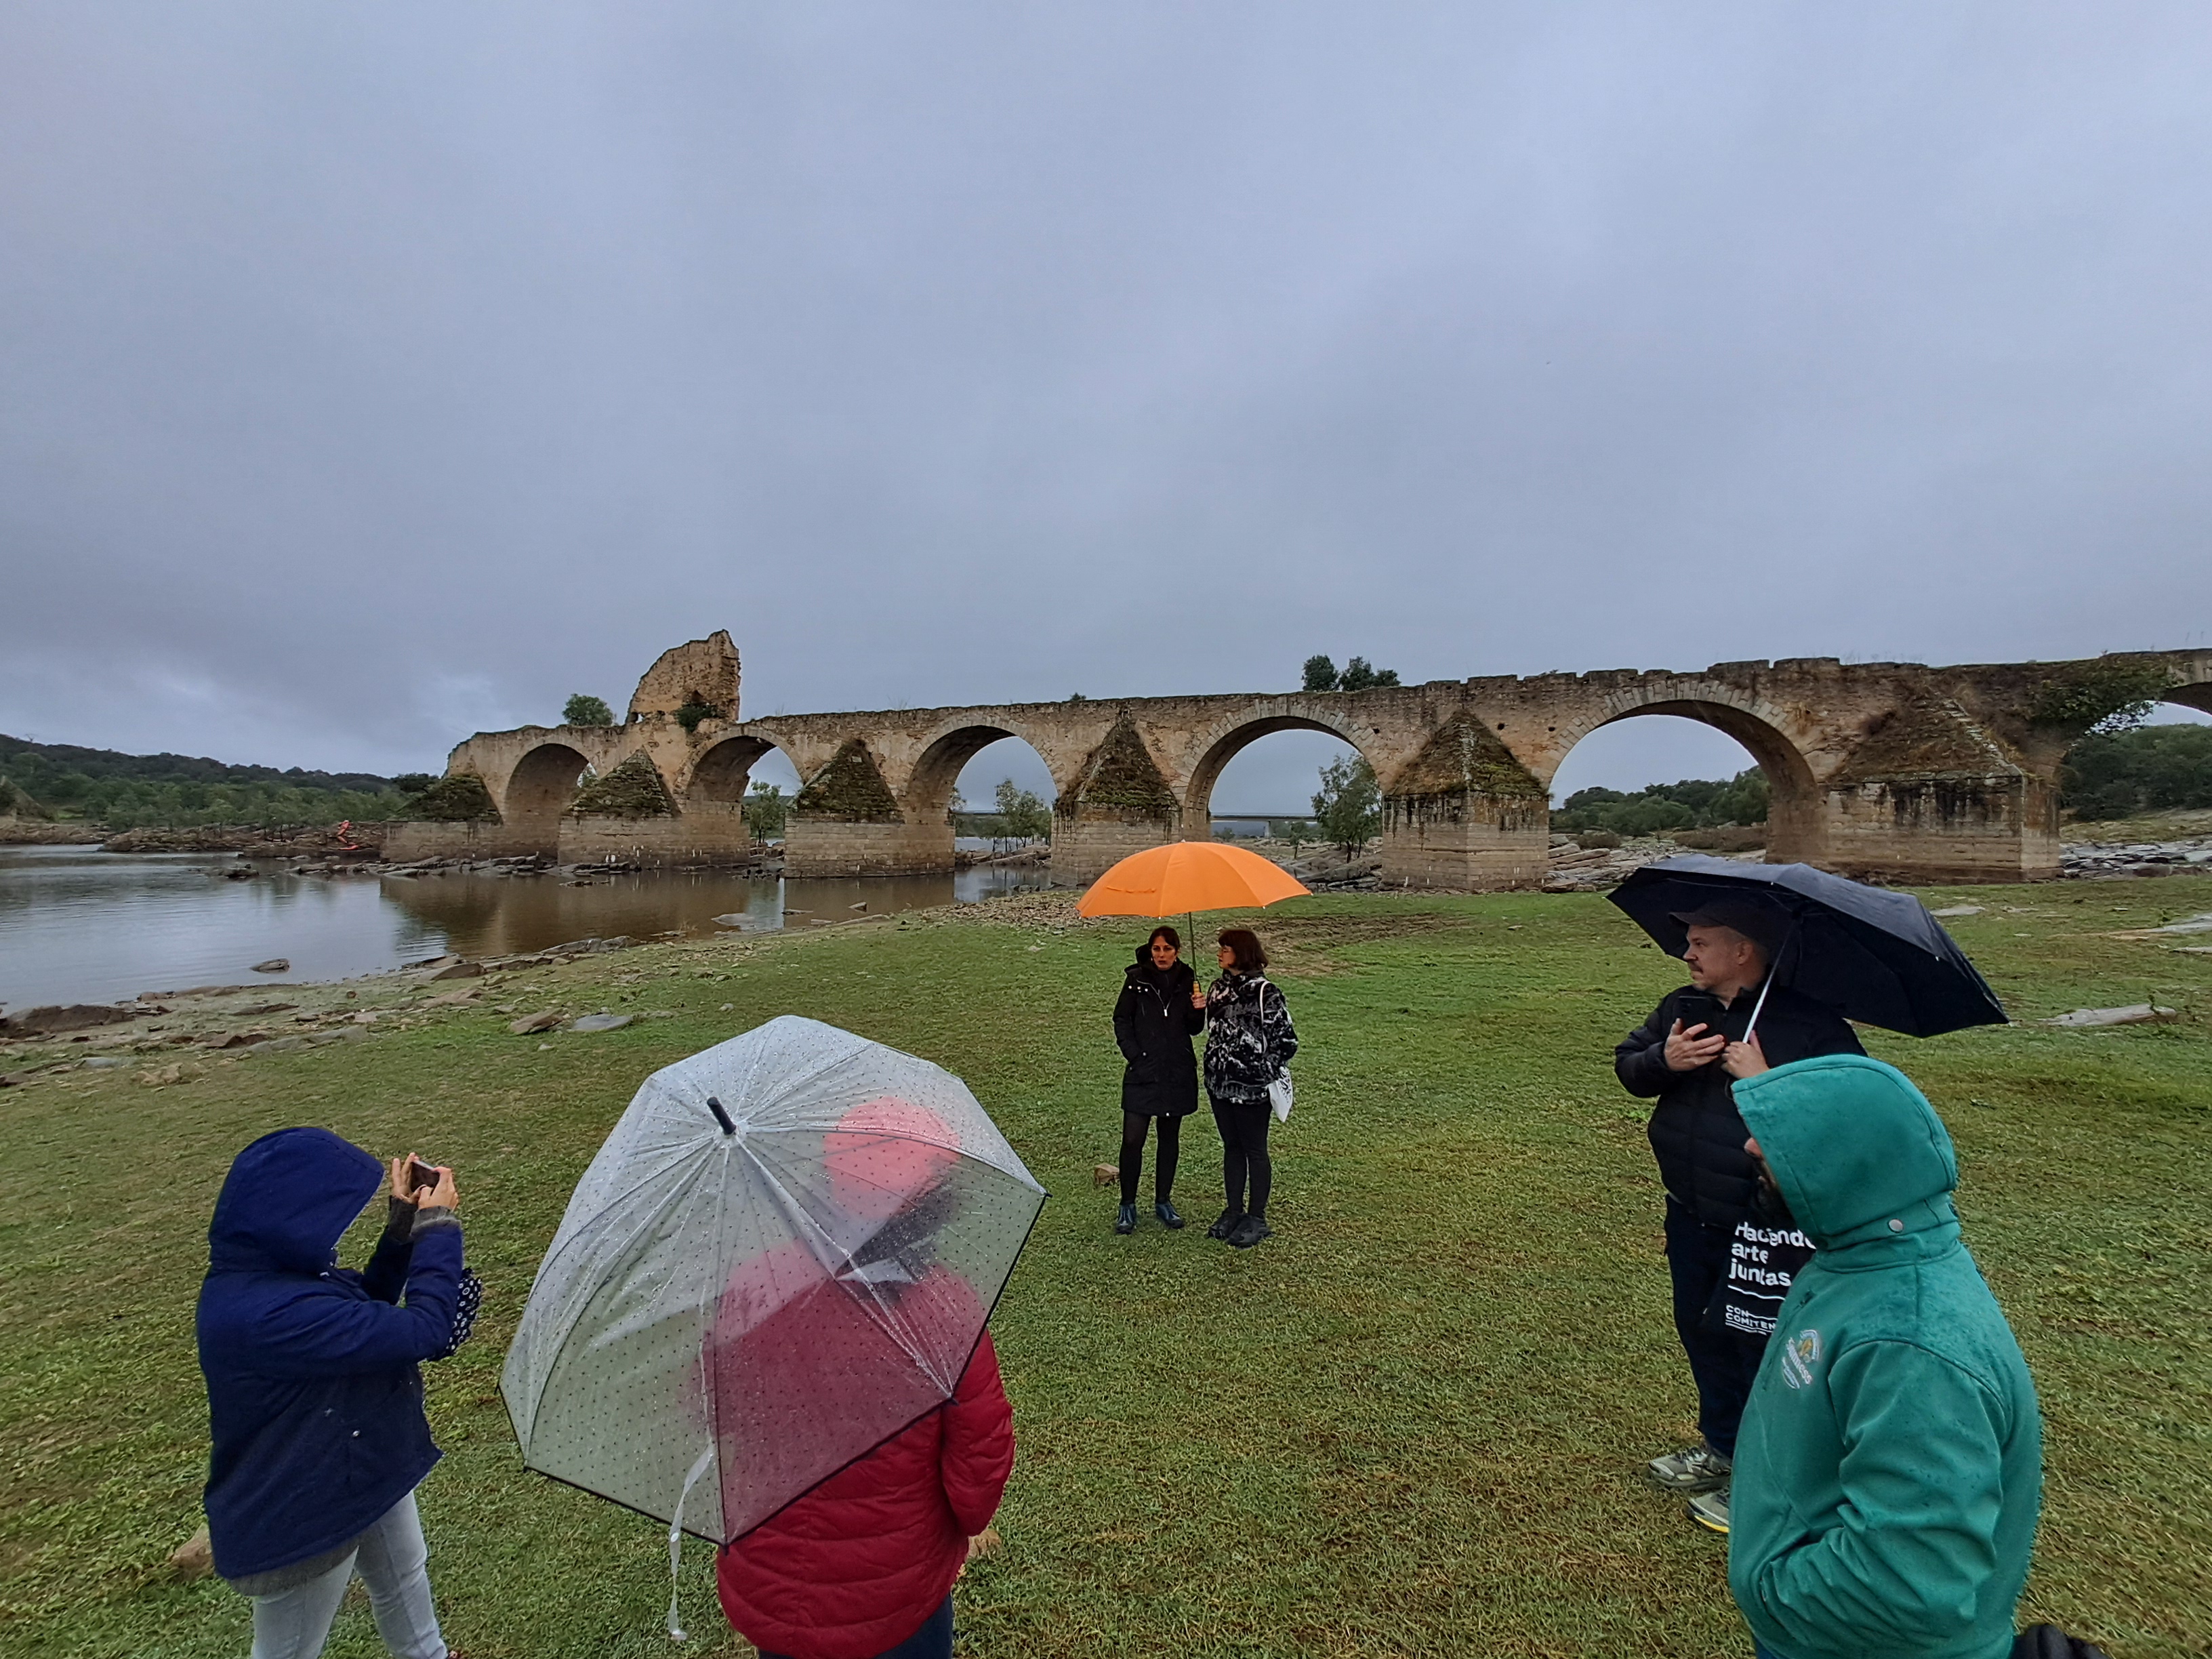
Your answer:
[197,1127,480,1659]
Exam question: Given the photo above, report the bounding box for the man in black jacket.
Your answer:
[1614,902,1862,1535]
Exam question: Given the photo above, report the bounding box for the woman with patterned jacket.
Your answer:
[1201,928,1297,1249]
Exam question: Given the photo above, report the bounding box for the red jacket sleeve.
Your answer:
[939,1331,1014,1537]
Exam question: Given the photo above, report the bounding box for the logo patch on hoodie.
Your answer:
[1780,1328,1824,1390]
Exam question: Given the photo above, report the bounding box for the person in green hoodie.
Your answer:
[1727,1054,2041,1659]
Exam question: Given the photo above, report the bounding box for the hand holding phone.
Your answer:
[407,1156,442,1193]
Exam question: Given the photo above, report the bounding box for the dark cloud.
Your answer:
[3,3,2207,812]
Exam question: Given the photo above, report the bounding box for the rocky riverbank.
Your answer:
[2060,835,2212,878]
[0,930,689,1086]
[0,821,106,845]
[0,820,392,853]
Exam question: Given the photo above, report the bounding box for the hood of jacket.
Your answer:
[208,1126,384,1276]
[1732,1054,1959,1254]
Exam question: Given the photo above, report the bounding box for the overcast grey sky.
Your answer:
[3,3,2207,811]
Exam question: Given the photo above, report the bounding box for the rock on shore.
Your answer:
[2059,836,2212,878]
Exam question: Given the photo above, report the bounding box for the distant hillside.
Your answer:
[0,734,406,830]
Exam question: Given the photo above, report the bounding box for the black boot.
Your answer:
[1115,1202,1137,1235]
[1207,1207,1242,1240]
[1155,1200,1185,1229]
[1227,1213,1272,1249]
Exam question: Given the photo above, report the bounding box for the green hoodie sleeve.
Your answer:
[1745,1338,2013,1656]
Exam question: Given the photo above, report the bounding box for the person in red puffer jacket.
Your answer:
[714,1101,1017,1659]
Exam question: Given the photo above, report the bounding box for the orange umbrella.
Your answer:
[1076,840,1310,920]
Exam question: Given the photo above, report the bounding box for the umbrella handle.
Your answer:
[665,1444,716,1641]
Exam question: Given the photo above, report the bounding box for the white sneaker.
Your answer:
[1646,1443,1732,1492]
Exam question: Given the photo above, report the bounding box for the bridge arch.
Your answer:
[1542,693,1824,863]
[680,734,805,804]
[1179,707,1385,833]
[902,722,1059,819]
[498,741,593,834]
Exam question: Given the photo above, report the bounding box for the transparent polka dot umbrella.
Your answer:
[502,1016,1047,1572]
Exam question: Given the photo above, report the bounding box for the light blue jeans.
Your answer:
[245,1491,446,1659]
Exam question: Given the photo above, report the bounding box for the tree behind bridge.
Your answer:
[744,781,790,841]
[1302,655,1401,692]
[1312,756,1380,858]
[994,778,1052,840]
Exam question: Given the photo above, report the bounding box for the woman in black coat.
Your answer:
[1109,925,1206,1234]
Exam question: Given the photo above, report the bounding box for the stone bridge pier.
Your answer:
[403,635,2212,889]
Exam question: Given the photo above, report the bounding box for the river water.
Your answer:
[0,844,1050,1010]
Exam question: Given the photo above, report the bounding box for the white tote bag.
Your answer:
[1260,980,1293,1122]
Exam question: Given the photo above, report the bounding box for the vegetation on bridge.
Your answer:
[1071,716,1179,817]
[794,739,903,822]
[560,693,616,727]
[392,773,501,823]
[2028,658,2179,735]
[567,754,676,818]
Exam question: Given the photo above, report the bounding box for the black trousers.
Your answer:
[1119,1111,1181,1205]
[1664,1197,1767,1458]
[1210,1092,1272,1219]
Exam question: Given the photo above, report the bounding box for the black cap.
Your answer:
[1668,901,1782,949]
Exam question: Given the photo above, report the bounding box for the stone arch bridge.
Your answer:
[388,631,2212,888]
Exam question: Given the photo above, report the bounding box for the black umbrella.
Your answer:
[1607,856,2008,1038]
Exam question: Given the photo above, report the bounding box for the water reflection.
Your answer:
[380,864,1046,960]
[0,845,1048,1009]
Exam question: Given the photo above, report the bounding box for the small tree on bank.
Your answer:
[1312,755,1380,858]
[563,693,615,726]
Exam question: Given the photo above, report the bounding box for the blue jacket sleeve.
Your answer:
[359,1200,416,1305]
[248,1225,466,1378]
[1743,1340,2011,1656]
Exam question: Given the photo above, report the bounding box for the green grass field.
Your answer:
[3,879,2208,1658]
